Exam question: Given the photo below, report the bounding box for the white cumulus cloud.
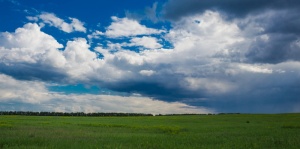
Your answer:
[129,36,162,49]
[0,23,65,67]
[31,12,86,33]
[105,16,164,38]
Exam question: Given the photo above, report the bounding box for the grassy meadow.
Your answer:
[0,114,300,148]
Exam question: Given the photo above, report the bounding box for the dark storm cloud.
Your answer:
[209,86,300,113]
[108,81,206,101]
[236,8,300,35]
[104,75,207,101]
[265,10,300,34]
[241,8,300,63]
[0,63,67,81]
[246,34,300,63]
[163,0,300,21]
[202,71,300,113]
[163,0,300,64]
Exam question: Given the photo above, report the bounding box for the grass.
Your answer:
[0,114,300,148]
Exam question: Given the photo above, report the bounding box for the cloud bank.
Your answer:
[1,0,300,113]
[0,74,209,114]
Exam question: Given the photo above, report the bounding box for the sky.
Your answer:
[0,0,299,114]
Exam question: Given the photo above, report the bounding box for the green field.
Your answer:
[0,114,300,148]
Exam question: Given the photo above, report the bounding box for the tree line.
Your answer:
[0,111,154,117]
[0,111,239,116]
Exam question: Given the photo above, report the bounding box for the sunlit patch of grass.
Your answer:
[77,123,185,134]
[0,122,13,128]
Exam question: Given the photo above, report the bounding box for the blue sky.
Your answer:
[0,0,300,114]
